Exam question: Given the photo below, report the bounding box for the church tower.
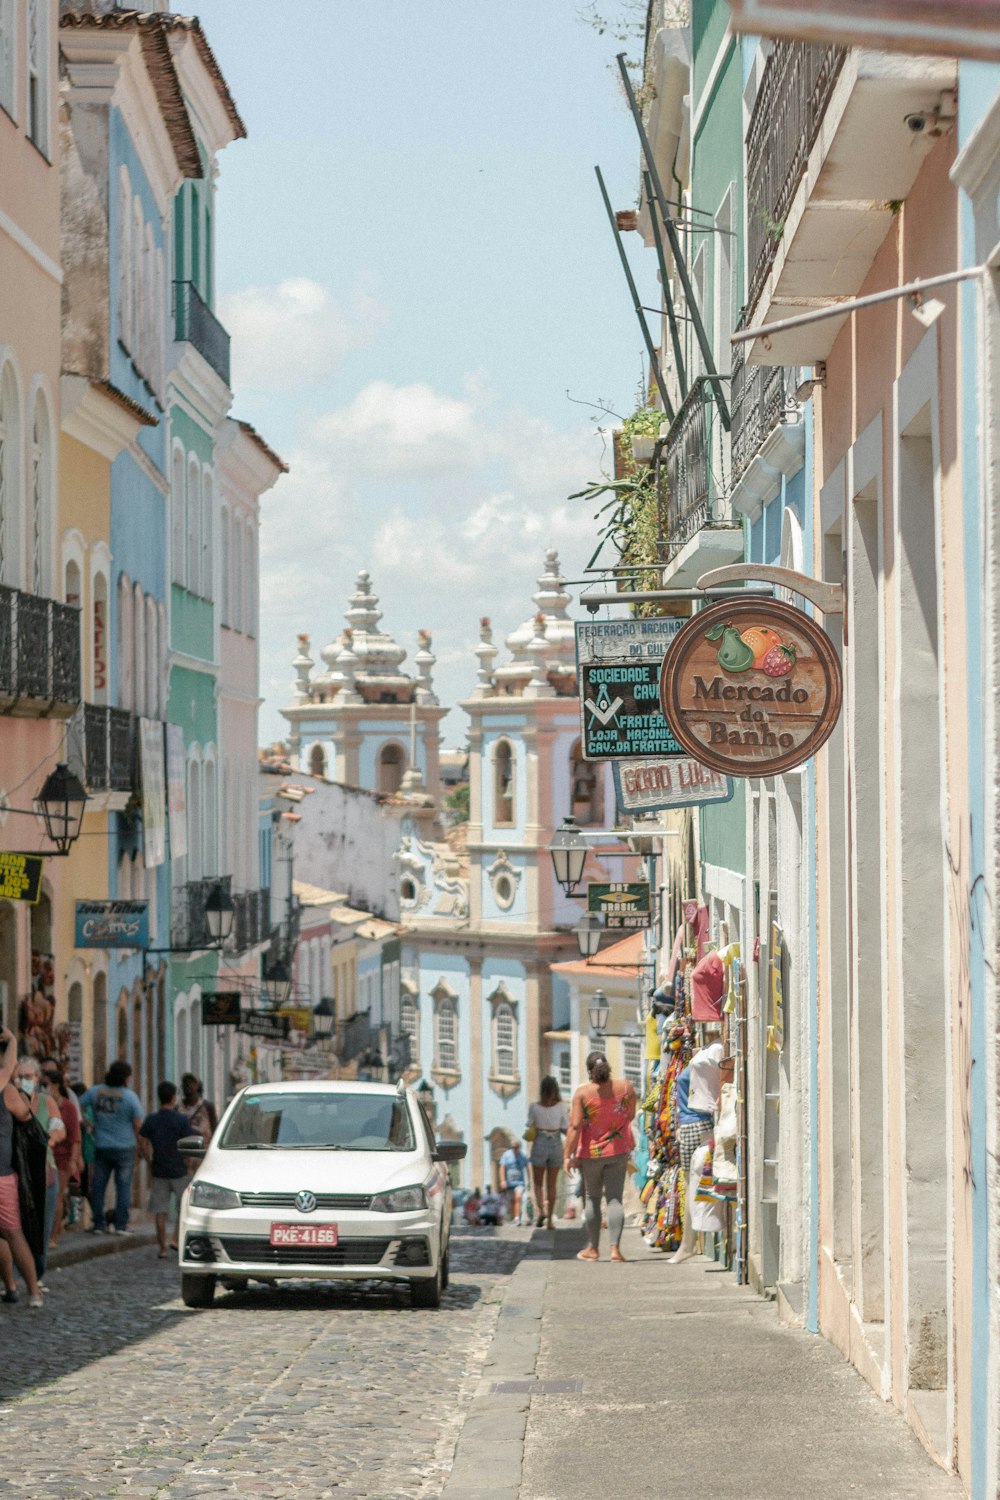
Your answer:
[281,570,448,800]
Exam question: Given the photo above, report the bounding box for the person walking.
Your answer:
[564,1051,637,1264]
[498,1138,529,1225]
[526,1077,569,1229]
[42,1062,80,1250]
[80,1061,143,1235]
[0,1027,44,1307]
[140,1082,194,1258]
[15,1056,65,1279]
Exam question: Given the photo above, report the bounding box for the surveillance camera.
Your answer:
[905,112,928,133]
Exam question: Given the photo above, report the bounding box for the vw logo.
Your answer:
[295,1190,317,1214]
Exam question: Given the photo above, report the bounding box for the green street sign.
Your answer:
[587,881,652,931]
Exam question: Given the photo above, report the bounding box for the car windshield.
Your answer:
[219,1092,417,1152]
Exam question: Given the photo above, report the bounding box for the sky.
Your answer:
[193,0,658,747]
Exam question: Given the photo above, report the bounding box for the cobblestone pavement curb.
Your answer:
[0,1226,531,1499]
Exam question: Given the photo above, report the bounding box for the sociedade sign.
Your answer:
[659,597,842,777]
[575,618,683,761]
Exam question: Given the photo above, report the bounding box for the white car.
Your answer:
[177,1080,465,1309]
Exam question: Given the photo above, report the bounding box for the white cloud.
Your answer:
[221,278,386,391]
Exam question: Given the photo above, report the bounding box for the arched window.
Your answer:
[203,756,216,878]
[435,999,457,1073]
[0,360,19,588]
[29,390,51,595]
[186,457,200,591]
[92,571,108,705]
[27,0,47,152]
[187,757,201,881]
[570,739,603,826]
[171,447,185,587]
[219,501,229,623]
[118,167,132,351]
[377,743,405,795]
[157,599,167,716]
[201,469,213,600]
[154,247,165,396]
[145,594,157,719]
[308,743,327,778]
[132,581,145,718]
[401,991,419,1065]
[92,970,108,1084]
[493,1001,517,1081]
[117,572,133,711]
[142,223,153,381]
[493,739,514,825]
[131,198,143,370]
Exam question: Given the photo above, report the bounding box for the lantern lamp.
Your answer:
[36,762,87,856]
[549,816,588,896]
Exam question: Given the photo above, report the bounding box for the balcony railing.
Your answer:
[174,280,231,387]
[0,585,81,714]
[84,704,136,793]
[661,375,732,553]
[228,887,272,954]
[171,874,233,952]
[731,340,801,486]
[746,41,846,316]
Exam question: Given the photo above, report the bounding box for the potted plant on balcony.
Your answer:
[622,405,666,465]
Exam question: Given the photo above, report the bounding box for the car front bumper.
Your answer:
[178,1207,442,1281]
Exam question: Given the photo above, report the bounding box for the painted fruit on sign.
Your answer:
[740,626,783,669]
[705,622,755,673]
[762,642,796,677]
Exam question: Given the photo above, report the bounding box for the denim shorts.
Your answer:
[530,1133,563,1168]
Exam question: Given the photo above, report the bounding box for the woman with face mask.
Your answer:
[0,1029,44,1307]
[15,1056,64,1281]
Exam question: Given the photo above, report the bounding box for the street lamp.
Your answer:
[313,996,335,1040]
[204,882,235,945]
[36,763,87,856]
[575,911,605,960]
[262,957,292,1008]
[549,816,588,897]
[588,990,610,1038]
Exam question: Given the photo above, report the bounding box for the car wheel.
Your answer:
[440,1247,450,1291]
[181,1273,216,1309]
[410,1261,442,1309]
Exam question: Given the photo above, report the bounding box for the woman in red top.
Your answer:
[564,1051,636,1263]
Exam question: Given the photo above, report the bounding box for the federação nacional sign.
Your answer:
[659,597,842,777]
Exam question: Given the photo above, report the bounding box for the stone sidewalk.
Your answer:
[442,1225,963,1500]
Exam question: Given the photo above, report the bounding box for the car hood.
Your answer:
[193,1146,430,1195]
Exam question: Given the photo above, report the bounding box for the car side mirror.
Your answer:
[434,1139,467,1163]
[178,1135,206,1156]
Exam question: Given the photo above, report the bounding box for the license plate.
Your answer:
[269,1223,339,1247]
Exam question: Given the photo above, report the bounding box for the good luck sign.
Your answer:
[658,597,842,777]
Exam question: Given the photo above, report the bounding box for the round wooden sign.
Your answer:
[658,597,842,777]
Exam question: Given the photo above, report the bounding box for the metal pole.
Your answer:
[643,170,688,400]
[616,53,731,431]
[595,165,675,424]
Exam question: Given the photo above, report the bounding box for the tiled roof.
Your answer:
[235,419,289,474]
[60,9,203,179]
[159,13,247,140]
[550,931,646,978]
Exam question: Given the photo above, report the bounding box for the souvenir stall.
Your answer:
[638,900,745,1268]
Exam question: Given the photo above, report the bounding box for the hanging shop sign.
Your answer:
[575,618,684,760]
[614,756,734,815]
[587,881,652,931]
[139,717,167,869]
[280,1007,314,1036]
[725,0,1000,60]
[0,852,44,903]
[201,992,243,1026]
[238,1011,291,1043]
[658,597,842,777]
[75,899,149,949]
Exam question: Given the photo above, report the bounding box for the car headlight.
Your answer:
[370,1185,426,1213]
[190,1181,241,1210]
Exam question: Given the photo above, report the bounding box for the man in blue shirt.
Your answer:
[80,1060,143,1235]
[499,1138,529,1225]
[140,1081,195,1258]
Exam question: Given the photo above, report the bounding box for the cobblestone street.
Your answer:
[0,1230,530,1500]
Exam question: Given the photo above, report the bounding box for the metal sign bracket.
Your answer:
[697,563,844,616]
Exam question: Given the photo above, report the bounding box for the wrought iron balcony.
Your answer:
[731,340,801,486]
[174,280,231,387]
[0,585,81,716]
[83,704,136,793]
[745,40,846,316]
[660,374,734,553]
[227,887,272,954]
[171,874,233,952]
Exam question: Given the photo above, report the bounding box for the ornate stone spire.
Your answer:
[292,634,313,703]
[523,613,551,699]
[336,627,361,704]
[532,548,571,620]
[414,629,437,706]
[473,616,497,697]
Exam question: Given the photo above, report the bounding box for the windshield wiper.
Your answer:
[240,1142,282,1150]
[286,1142,346,1150]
